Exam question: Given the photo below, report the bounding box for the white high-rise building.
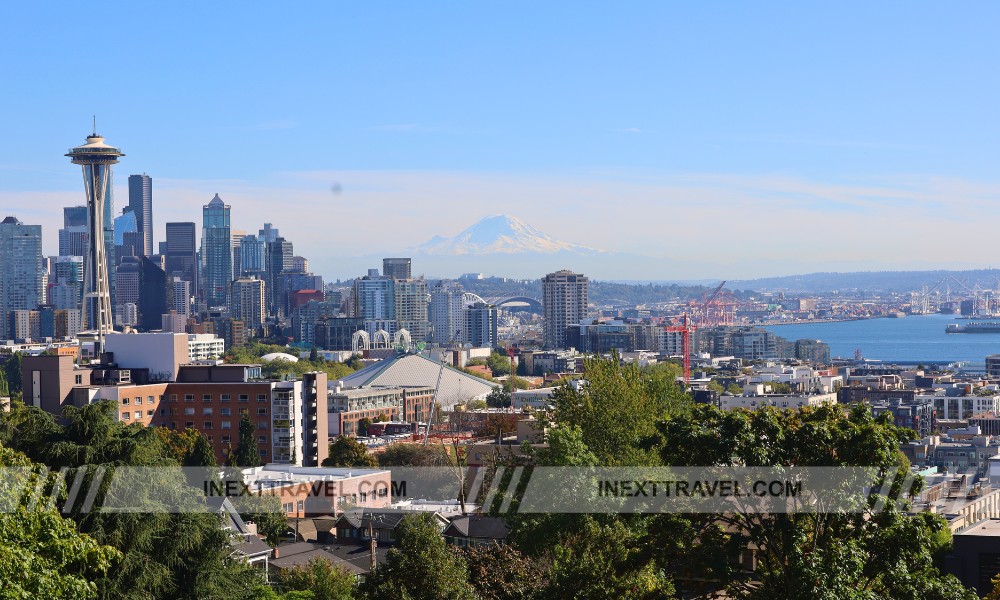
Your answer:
[429,280,466,345]
[542,270,589,350]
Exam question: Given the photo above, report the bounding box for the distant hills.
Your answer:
[727,269,1000,294]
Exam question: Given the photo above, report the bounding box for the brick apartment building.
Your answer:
[328,386,434,436]
[23,356,328,466]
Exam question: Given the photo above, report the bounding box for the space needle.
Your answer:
[66,124,123,352]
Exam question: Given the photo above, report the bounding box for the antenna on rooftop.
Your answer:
[92,115,97,135]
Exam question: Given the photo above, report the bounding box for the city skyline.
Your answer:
[5,4,1000,280]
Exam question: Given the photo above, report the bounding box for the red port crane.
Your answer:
[665,314,694,383]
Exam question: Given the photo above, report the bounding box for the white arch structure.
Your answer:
[351,330,370,353]
[393,329,412,350]
[372,329,391,349]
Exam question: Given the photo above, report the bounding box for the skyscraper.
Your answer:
[542,269,589,349]
[200,194,232,307]
[230,277,266,335]
[265,236,293,318]
[0,217,43,340]
[353,270,394,321]
[58,206,88,258]
[238,234,266,277]
[383,257,412,280]
[165,222,198,298]
[393,278,430,342]
[464,302,499,348]
[66,131,124,345]
[127,174,153,256]
[429,280,466,345]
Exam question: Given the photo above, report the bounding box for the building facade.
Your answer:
[0,217,43,340]
[542,270,588,349]
[201,195,232,307]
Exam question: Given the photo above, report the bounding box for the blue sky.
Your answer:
[3,3,1000,279]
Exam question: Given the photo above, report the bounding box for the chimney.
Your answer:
[272,548,279,559]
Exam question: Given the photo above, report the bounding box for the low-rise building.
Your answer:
[327,386,435,436]
[717,392,837,411]
[241,465,391,517]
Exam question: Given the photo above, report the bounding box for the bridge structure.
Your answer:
[483,296,543,311]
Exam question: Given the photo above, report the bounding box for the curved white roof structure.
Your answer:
[260,352,299,363]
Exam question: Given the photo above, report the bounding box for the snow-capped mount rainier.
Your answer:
[415,215,603,256]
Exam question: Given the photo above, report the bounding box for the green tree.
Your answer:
[486,352,513,376]
[2,351,23,396]
[461,542,546,600]
[0,443,121,599]
[183,432,218,467]
[648,404,976,599]
[726,383,743,395]
[242,494,290,547]
[358,417,371,437]
[377,443,452,467]
[234,413,261,468]
[545,517,674,600]
[0,401,267,599]
[323,436,377,468]
[551,354,688,466]
[486,386,512,408]
[360,513,477,600]
[278,557,355,600]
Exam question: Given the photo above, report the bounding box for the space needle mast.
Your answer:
[66,123,123,352]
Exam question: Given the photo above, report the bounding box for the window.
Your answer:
[203,422,213,429]
[203,394,212,403]
[221,421,232,430]
[184,407,195,416]
[257,435,267,444]
[221,394,231,402]
[135,397,142,405]
[203,407,213,415]
[159,408,167,416]
[147,410,154,416]
[222,435,231,444]
[257,394,268,403]
[240,408,249,416]
[122,398,130,405]
[257,407,268,416]
[184,394,194,402]
[185,421,195,428]
[207,435,213,443]
[259,449,268,457]
[360,492,367,502]
[122,413,130,420]
[134,411,142,419]
[378,487,388,497]
[239,394,249,403]
[148,396,155,404]
[220,407,231,416]
[170,394,177,401]
[258,421,268,430]
[74,375,83,385]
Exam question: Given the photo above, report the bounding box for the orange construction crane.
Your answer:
[665,314,694,383]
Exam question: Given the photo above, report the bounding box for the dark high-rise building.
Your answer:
[138,256,167,332]
[383,257,412,280]
[127,174,153,256]
[165,222,198,299]
[201,195,232,307]
[266,236,293,318]
[63,206,88,227]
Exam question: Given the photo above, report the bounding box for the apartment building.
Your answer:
[328,386,435,436]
